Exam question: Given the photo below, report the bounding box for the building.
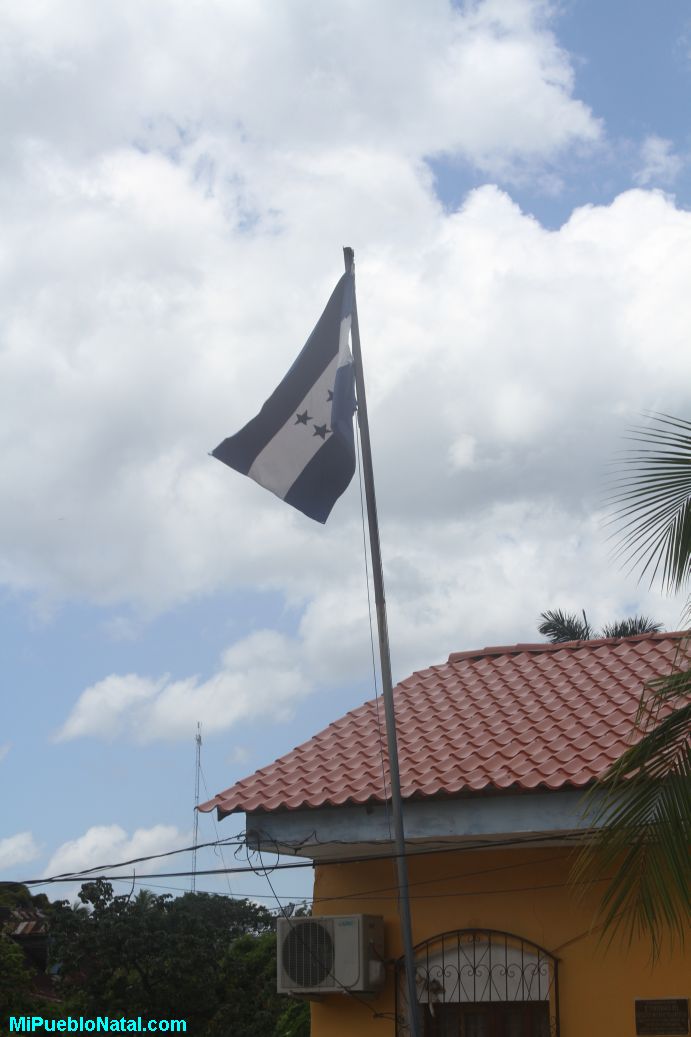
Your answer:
[201,632,690,1037]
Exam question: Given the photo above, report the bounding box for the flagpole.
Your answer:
[343,247,420,1037]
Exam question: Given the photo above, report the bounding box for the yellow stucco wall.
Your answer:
[308,846,689,1037]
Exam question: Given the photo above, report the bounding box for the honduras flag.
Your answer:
[212,270,356,523]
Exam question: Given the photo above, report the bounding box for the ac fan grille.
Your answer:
[282,921,334,987]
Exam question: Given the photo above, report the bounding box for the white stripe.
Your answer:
[248,353,339,499]
[337,313,352,370]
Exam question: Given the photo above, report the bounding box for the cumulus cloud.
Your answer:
[226,745,251,767]
[634,135,683,186]
[0,0,606,617]
[43,824,188,882]
[55,631,312,742]
[4,174,691,618]
[0,832,40,871]
[2,0,691,752]
[14,169,691,748]
[55,495,684,746]
[0,0,599,171]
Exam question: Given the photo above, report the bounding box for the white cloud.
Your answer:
[54,674,166,742]
[0,0,599,173]
[0,742,10,764]
[2,0,691,753]
[634,135,683,186]
[102,615,141,641]
[0,0,607,618]
[226,745,251,767]
[449,433,478,470]
[42,824,189,901]
[44,824,186,878]
[0,832,40,871]
[4,176,691,618]
[55,491,685,746]
[10,166,691,750]
[292,499,685,686]
[55,631,312,742]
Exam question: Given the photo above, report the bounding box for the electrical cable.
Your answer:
[106,877,241,898]
[12,832,248,886]
[38,867,613,921]
[105,877,311,906]
[111,846,577,905]
[199,760,235,897]
[14,828,593,888]
[115,847,579,906]
[301,850,574,904]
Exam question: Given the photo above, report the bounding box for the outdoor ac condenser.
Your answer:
[277,914,385,996]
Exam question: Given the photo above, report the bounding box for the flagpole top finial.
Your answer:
[343,246,354,272]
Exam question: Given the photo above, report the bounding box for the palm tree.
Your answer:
[572,414,691,958]
[601,616,665,639]
[538,609,661,643]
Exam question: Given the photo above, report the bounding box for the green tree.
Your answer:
[538,608,661,644]
[50,880,288,1034]
[0,934,34,1018]
[0,882,61,1026]
[208,932,286,1037]
[274,997,311,1037]
[572,414,691,957]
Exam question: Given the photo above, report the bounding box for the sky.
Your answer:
[2,0,691,909]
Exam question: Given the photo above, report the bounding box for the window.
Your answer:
[396,930,559,1037]
[424,1001,550,1037]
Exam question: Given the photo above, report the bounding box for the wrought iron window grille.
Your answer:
[395,928,560,1037]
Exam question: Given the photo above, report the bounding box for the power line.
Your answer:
[7,832,247,887]
[16,829,590,888]
[40,869,605,900]
[198,759,235,897]
[84,849,592,906]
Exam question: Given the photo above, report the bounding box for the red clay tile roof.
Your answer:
[200,632,689,817]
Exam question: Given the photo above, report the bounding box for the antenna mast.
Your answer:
[191,722,202,892]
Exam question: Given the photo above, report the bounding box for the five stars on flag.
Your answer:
[294,388,334,440]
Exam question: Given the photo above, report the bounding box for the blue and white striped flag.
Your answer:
[212,270,356,523]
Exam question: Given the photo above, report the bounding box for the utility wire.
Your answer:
[199,760,235,897]
[6,833,247,887]
[108,871,604,906]
[16,829,591,888]
[108,848,569,902]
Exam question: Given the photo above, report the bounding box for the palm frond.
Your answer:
[538,608,592,643]
[600,616,663,639]
[608,414,691,593]
[573,748,690,957]
[573,654,691,957]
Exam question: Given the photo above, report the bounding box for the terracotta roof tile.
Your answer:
[200,632,690,817]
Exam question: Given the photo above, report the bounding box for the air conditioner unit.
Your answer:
[277,914,385,996]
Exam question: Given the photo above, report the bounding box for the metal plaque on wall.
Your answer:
[635,999,689,1036]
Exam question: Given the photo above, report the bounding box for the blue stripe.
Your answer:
[284,430,356,523]
[285,359,356,523]
[212,273,349,475]
[330,359,356,452]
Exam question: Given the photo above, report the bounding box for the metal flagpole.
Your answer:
[343,247,420,1037]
